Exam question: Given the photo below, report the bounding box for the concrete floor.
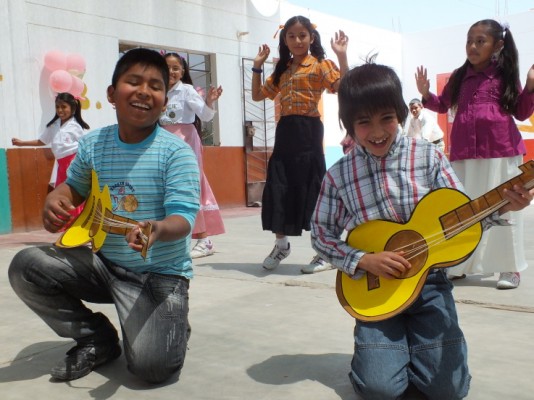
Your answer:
[1,206,533,399]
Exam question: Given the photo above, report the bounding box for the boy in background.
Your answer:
[404,97,445,151]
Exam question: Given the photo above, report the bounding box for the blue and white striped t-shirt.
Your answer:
[66,124,200,277]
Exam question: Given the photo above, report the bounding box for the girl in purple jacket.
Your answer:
[416,19,534,289]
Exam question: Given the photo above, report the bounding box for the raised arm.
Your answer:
[415,66,431,100]
[12,138,46,147]
[526,64,534,93]
[251,44,270,101]
[330,30,349,92]
[330,30,349,75]
[205,85,223,109]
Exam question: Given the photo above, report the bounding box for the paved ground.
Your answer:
[0,206,533,400]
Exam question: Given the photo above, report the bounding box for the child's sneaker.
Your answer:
[263,244,291,270]
[191,240,215,259]
[496,272,520,289]
[301,255,333,274]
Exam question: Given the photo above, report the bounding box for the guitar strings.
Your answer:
[92,208,149,243]
[391,178,534,262]
[396,200,504,261]
[398,186,532,260]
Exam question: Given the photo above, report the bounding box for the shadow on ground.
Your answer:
[0,341,181,400]
[247,352,355,399]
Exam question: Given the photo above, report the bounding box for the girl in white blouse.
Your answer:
[160,53,225,259]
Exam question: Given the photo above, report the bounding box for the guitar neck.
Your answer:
[440,160,534,239]
[102,210,151,241]
[102,210,137,235]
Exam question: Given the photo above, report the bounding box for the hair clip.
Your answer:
[499,21,509,39]
[273,24,284,39]
[159,49,167,56]
[311,23,318,30]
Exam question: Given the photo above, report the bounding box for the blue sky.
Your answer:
[287,0,534,33]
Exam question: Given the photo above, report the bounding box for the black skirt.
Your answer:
[262,115,326,236]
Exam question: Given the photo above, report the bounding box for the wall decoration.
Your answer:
[43,50,88,102]
[48,69,73,93]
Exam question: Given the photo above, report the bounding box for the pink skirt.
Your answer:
[162,123,225,238]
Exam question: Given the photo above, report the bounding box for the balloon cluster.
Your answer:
[44,50,87,99]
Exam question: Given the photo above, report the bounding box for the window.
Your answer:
[119,43,217,146]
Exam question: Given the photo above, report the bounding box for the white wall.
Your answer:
[2,1,531,151]
[0,0,282,148]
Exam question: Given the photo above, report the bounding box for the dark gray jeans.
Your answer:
[8,245,190,384]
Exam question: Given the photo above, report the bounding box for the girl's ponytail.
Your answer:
[498,25,520,112]
[72,98,90,129]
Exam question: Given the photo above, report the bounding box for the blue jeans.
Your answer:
[8,245,190,384]
[349,270,470,400]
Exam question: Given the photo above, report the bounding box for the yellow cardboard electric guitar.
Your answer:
[336,160,534,322]
[55,170,151,259]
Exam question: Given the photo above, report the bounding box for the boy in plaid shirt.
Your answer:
[311,61,533,399]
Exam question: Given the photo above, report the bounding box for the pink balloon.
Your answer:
[66,53,86,75]
[44,50,67,71]
[49,70,73,93]
[69,76,85,98]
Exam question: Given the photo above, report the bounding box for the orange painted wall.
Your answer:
[6,146,247,232]
[524,139,534,162]
[7,148,54,232]
[203,146,247,207]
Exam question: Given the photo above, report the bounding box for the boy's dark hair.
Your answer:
[47,92,90,129]
[111,48,169,92]
[272,15,326,86]
[338,60,408,139]
[448,19,519,113]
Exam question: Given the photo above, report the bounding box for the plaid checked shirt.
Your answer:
[261,54,340,117]
[311,132,506,278]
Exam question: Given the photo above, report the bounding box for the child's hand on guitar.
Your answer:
[357,251,411,279]
[501,185,534,214]
[42,192,74,233]
[126,221,152,253]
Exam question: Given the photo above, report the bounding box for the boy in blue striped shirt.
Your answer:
[9,48,200,384]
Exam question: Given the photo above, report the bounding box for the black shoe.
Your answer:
[51,343,121,381]
[447,273,467,281]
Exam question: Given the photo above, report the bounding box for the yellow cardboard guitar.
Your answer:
[56,170,151,259]
[336,160,534,322]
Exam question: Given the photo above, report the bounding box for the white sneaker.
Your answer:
[301,255,333,274]
[263,244,291,270]
[191,240,215,259]
[497,272,520,290]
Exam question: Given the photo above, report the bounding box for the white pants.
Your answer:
[447,156,527,275]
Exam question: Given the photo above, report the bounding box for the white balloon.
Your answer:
[250,0,279,17]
